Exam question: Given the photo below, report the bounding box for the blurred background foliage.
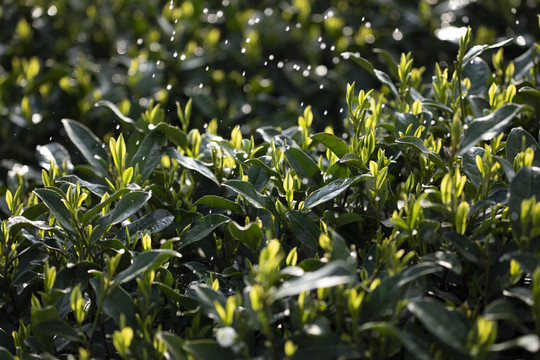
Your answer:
[0,0,538,180]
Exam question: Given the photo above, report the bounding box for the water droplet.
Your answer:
[323,110,328,115]
[285,26,290,31]
[277,61,284,69]
[302,70,310,77]
[116,124,120,130]
[152,73,156,78]
[264,61,268,66]
[268,54,274,60]
[241,48,246,53]
[180,54,186,60]
[246,37,251,43]
[330,45,336,51]
[319,84,324,89]
[173,51,178,58]
[170,36,175,41]
[339,107,344,113]
[224,39,229,45]
[136,140,140,145]
[199,83,203,88]
[166,84,172,90]
[393,28,403,41]
[320,43,327,50]
[205,66,209,71]
[137,38,143,45]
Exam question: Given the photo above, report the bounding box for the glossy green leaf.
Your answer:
[166,148,220,186]
[359,322,430,360]
[461,147,485,188]
[6,216,53,234]
[228,221,263,252]
[274,260,356,299]
[36,142,73,171]
[81,187,132,225]
[178,214,230,250]
[98,191,151,227]
[458,104,523,156]
[421,251,462,275]
[285,147,322,188]
[490,334,540,353]
[149,122,188,149]
[303,175,370,211]
[186,284,226,321]
[396,136,447,171]
[505,127,540,165]
[310,132,349,158]
[193,195,242,213]
[287,211,320,254]
[183,340,235,360]
[62,119,109,176]
[114,249,181,284]
[407,299,470,353]
[0,347,13,360]
[35,321,80,341]
[222,180,273,210]
[157,332,188,360]
[444,232,481,264]
[462,38,513,66]
[90,278,136,327]
[131,131,167,181]
[503,252,540,275]
[117,209,174,240]
[56,175,108,196]
[509,167,540,239]
[247,163,271,192]
[397,262,442,287]
[33,188,75,234]
[96,100,136,124]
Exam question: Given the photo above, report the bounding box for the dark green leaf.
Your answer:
[421,251,462,275]
[503,252,540,275]
[149,122,188,149]
[131,131,167,181]
[95,100,136,124]
[56,175,108,196]
[359,322,430,360]
[193,195,242,213]
[36,143,73,172]
[90,278,136,327]
[444,232,481,264]
[0,347,13,360]
[114,249,181,284]
[35,321,80,341]
[310,133,349,158]
[509,167,540,239]
[285,147,322,189]
[81,187,132,225]
[303,175,370,211]
[505,127,540,166]
[117,209,174,240]
[222,180,274,210]
[183,340,234,360]
[166,148,220,186]
[287,211,320,255]
[157,331,188,360]
[462,147,485,188]
[179,214,230,250]
[458,104,523,156]
[247,162,271,192]
[33,188,75,234]
[228,221,263,252]
[407,299,469,353]
[397,262,442,287]
[99,191,151,227]
[462,57,490,96]
[186,284,226,320]
[6,216,53,233]
[462,38,513,65]
[274,260,356,299]
[61,119,109,176]
[396,136,447,171]
[519,86,540,98]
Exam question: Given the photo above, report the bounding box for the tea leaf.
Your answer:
[458,104,523,156]
[131,131,167,181]
[157,331,188,360]
[114,249,181,284]
[62,119,109,176]
[395,136,447,171]
[166,148,220,186]
[274,260,356,299]
[178,214,230,250]
[285,147,323,189]
[407,299,470,354]
[311,133,349,158]
[33,188,76,234]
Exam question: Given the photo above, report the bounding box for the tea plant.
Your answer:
[1,24,540,360]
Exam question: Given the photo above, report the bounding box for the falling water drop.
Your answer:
[285,26,290,31]
[173,51,178,58]
[166,84,172,90]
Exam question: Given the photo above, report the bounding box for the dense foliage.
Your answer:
[1,1,540,359]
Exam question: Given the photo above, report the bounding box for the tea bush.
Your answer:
[0,19,540,358]
[2,1,540,359]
